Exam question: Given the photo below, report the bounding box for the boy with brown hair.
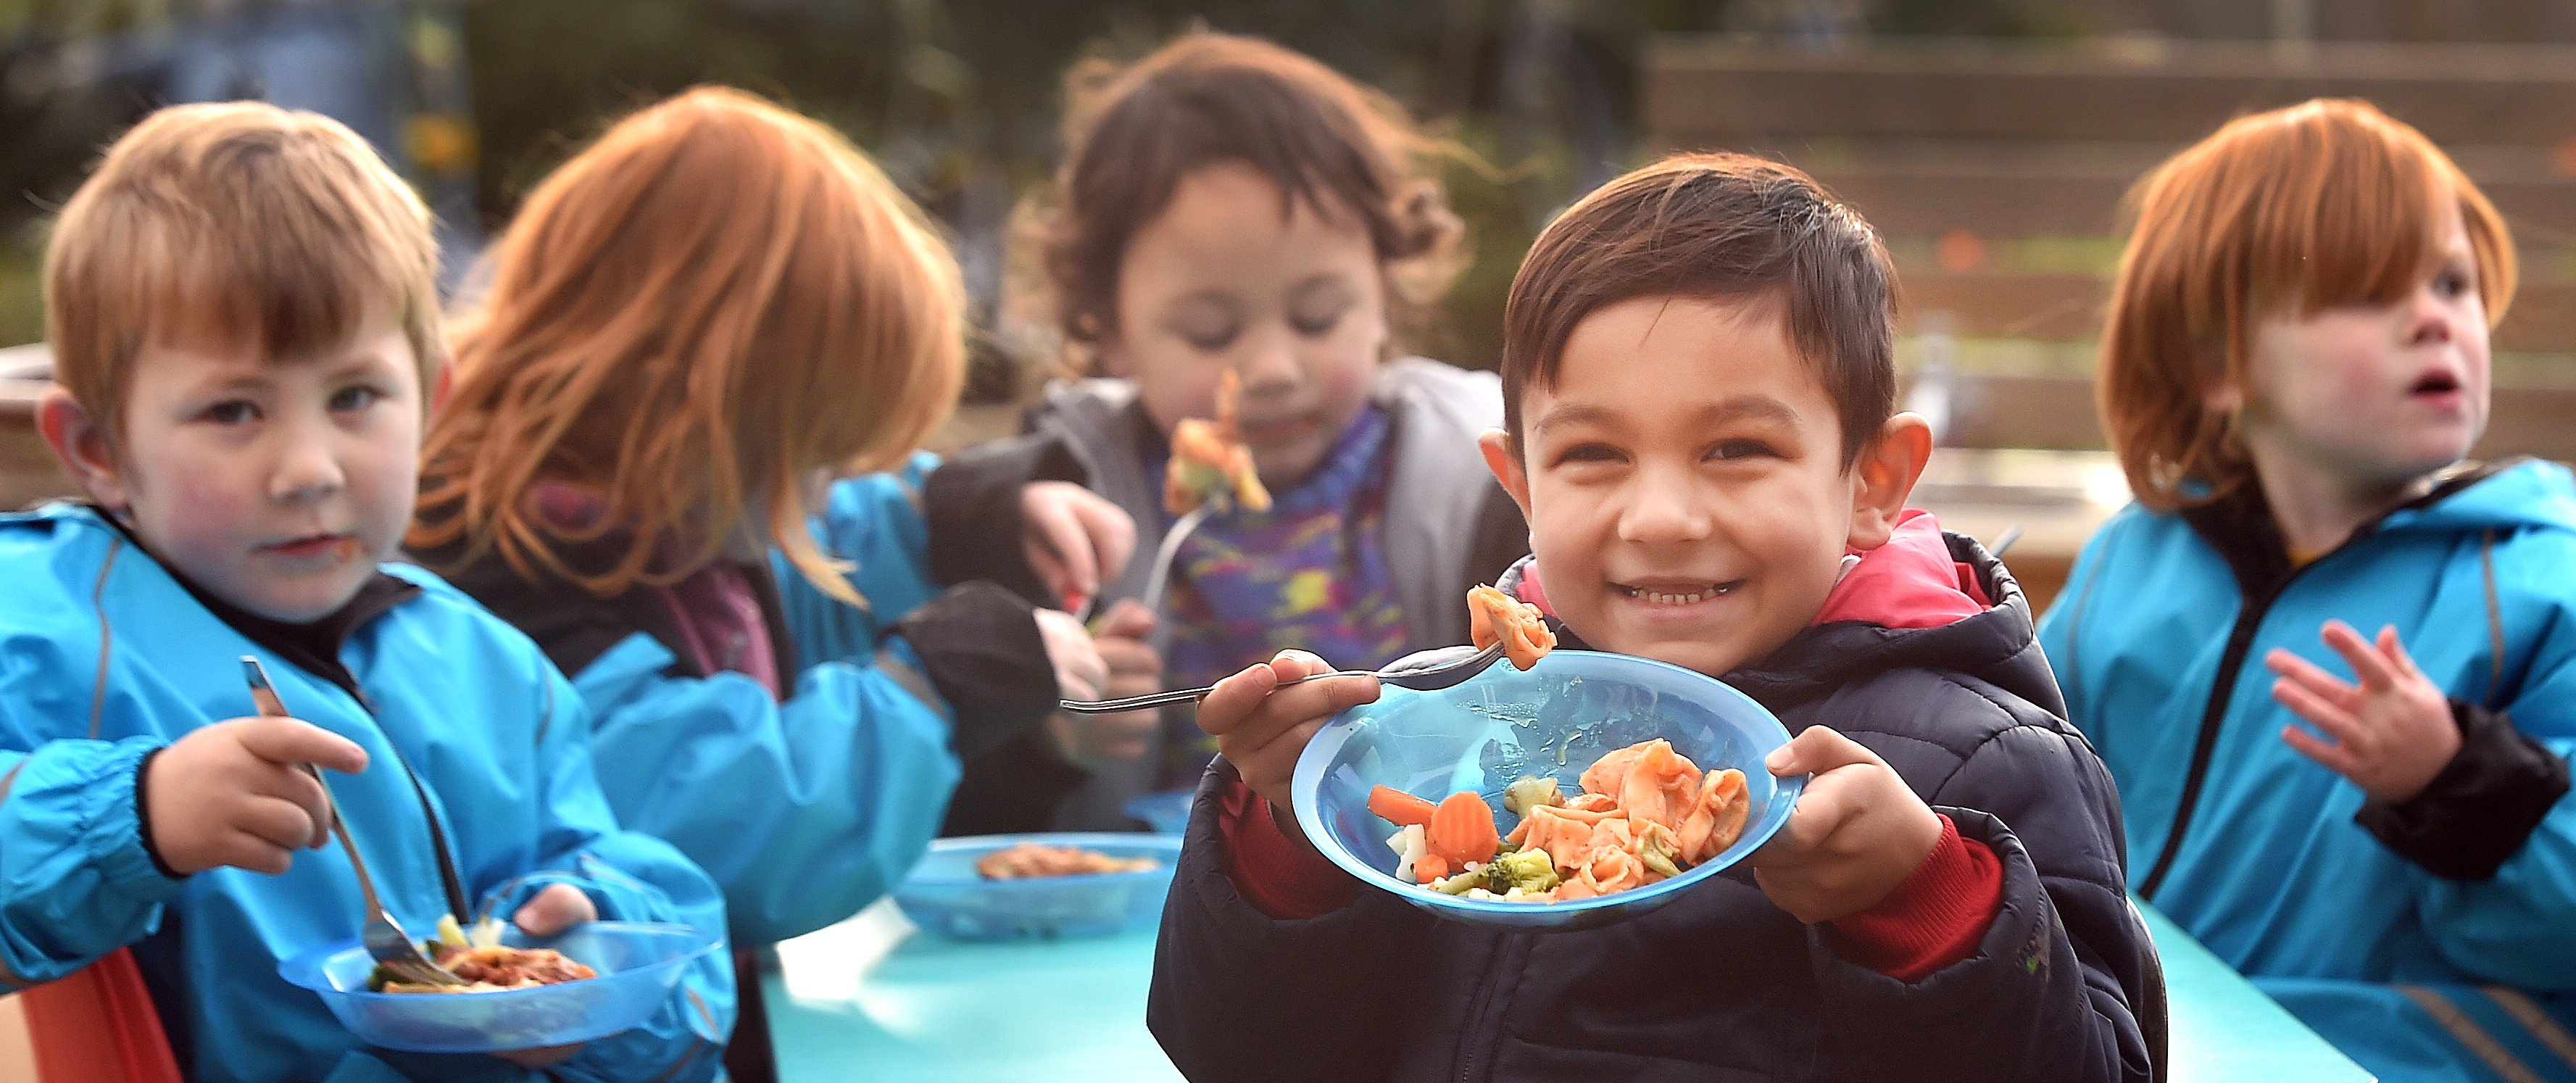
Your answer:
[1147,153,2153,1082]
[2,101,731,1080]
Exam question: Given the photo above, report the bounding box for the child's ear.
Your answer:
[36,389,132,511]
[1478,429,1532,520]
[430,366,454,415]
[1846,412,1933,550]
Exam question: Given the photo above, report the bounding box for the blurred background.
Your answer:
[7,0,2576,605]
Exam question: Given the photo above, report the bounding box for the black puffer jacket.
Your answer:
[1147,535,2155,1082]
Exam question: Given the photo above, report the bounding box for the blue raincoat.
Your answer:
[2040,460,2576,1082]
[0,503,734,1082]
[436,455,1060,947]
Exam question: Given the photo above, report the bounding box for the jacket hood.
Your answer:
[2382,457,2576,536]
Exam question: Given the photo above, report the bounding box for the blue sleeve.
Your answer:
[573,629,960,946]
[481,668,736,1082]
[774,456,944,671]
[2414,598,2576,991]
[0,736,186,987]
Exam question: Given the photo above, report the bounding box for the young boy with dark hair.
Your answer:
[2,101,732,1081]
[1147,153,2154,1082]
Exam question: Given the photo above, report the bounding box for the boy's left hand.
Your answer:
[491,884,597,1068]
[1750,727,1943,924]
[2267,621,2459,803]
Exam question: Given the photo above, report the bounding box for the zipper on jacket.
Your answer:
[2132,465,2506,902]
[2133,584,2287,900]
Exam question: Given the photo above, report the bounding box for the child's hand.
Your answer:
[2266,621,2460,803]
[1198,651,1382,816]
[491,884,597,1067]
[1045,601,1163,771]
[1034,608,1110,702]
[1022,481,1136,613]
[511,882,599,936]
[1750,727,1944,924]
[144,717,369,876]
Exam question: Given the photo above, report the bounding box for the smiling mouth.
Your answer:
[1615,581,1744,605]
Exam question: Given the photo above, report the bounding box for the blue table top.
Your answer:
[766,897,2370,1082]
[766,901,1181,1082]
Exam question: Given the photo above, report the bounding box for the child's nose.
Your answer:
[1234,328,1303,396]
[1616,466,1714,544]
[268,435,346,505]
[2405,284,2461,347]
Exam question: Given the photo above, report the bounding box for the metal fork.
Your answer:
[1070,505,1212,626]
[241,657,465,988]
[1137,505,1214,617]
[1059,642,1508,714]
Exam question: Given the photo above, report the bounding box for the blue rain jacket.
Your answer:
[432,454,1060,947]
[0,503,734,1082]
[2040,460,2576,1083]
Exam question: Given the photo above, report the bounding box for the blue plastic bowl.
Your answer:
[1292,649,1803,931]
[894,833,1183,941]
[277,921,721,1054]
[1123,789,1196,835]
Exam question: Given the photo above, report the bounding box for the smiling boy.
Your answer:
[0,101,731,1081]
[1146,154,2153,1082]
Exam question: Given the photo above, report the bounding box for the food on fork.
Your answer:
[1163,370,1273,516]
[1467,584,1556,671]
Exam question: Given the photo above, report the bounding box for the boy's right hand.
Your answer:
[1197,651,1382,816]
[143,718,369,876]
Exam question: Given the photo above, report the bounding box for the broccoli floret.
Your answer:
[1492,847,1563,893]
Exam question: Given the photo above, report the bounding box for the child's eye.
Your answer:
[1289,310,1342,337]
[330,385,386,412]
[1707,439,1777,461]
[201,399,259,425]
[1553,444,1622,466]
[1288,297,1350,338]
[2432,267,2473,299]
[1181,325,1240,352]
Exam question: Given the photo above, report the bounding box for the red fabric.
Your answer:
[1814,510,1990,629]
[1829,814,2005,982]
[1216,779,1360,920]
[23,948,183,1083]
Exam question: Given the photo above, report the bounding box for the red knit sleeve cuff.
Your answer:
[1828,813,2004,983]
[1216,777,1360,920]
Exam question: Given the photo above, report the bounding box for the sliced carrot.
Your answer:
[1415,854,1450,884]
[1427,791,1501,865]
[1368,785,1439,826]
